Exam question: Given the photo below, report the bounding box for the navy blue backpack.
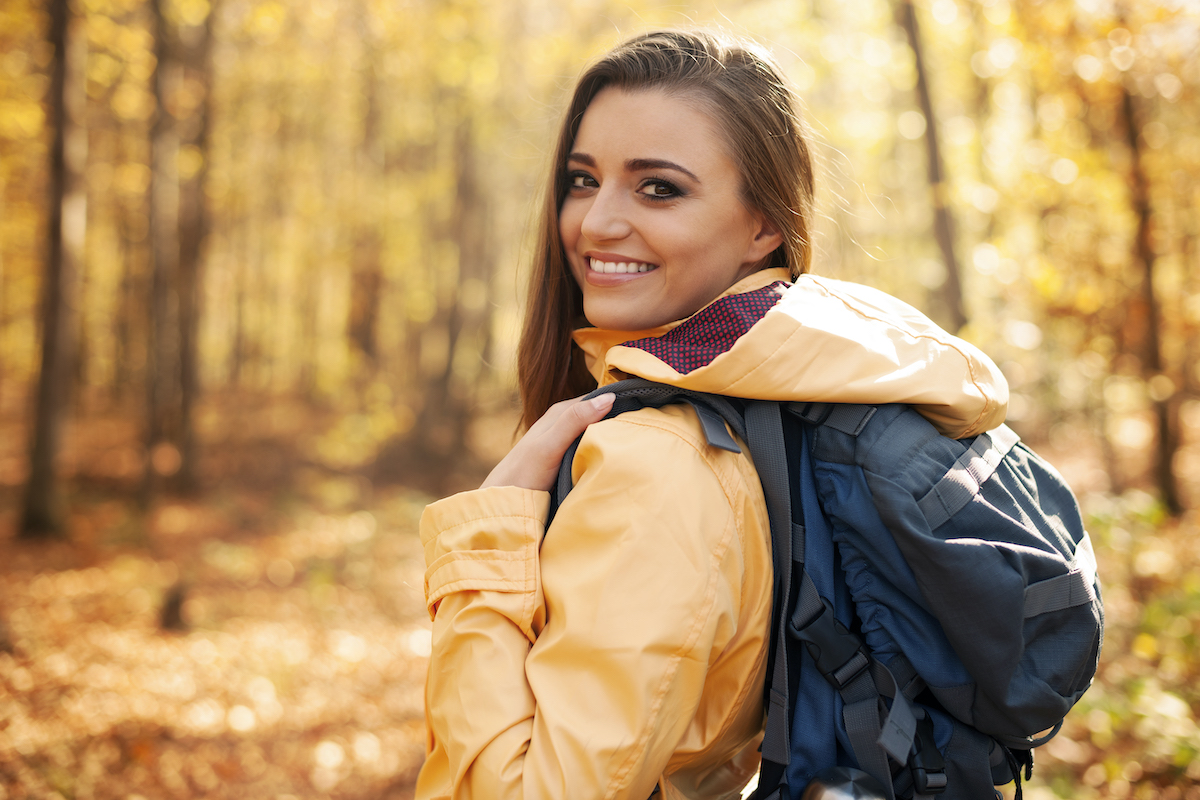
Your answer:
[550,379,1103,800]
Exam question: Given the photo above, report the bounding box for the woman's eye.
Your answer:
[568,173,597,189]
[638,180,680,199]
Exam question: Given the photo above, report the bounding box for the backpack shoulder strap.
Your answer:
[549,378,746,522]
[743,401,794,775]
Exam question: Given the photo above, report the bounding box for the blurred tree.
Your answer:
[1119,77,1181,514]
[175,0,214,493]
[142,0,181,505]
[141,0,210,499]
[347,9,383,371]
[21,0,86,538]
[897,0,966,333]
[1,0,1195,508]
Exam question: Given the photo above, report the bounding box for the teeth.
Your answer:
[590,259,656,274]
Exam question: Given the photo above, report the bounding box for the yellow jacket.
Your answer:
[417,269,1008,800]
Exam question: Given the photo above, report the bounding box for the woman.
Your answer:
[417,30,1008,799]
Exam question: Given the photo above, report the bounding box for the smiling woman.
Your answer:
[559,88,781,332]
[415,29,1009,800]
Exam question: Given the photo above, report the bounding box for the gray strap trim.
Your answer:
[833,652,871,687]
[787,402,876,436]
[843,697,896,800]
[791,523,805,563]
[746,402,794,766]
[792,570,826,639]
[687,400,742,454]
[838,659,916,800]
[823,404,877,437]
[788,402,831,425]
[870,661,918,764]
[794,569,911,800]
[917,424,1021,530]
[887,653,926,702]
[1024,535,1099,618]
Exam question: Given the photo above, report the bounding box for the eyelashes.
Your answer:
[565,171,685,201]
[637,179,682,200]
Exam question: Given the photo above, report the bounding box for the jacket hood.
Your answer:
[572,268,1008,439]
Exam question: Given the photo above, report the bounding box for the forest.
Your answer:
[1,0,1198,796]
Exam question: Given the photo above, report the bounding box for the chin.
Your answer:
[583,305,660,332]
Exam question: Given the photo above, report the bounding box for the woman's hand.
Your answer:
[480,393,617,492]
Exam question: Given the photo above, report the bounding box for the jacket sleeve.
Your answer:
[417,410,760,800]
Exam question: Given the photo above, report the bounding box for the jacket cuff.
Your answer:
[420,487,550,620]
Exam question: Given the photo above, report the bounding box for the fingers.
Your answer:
[479,392,616,492]
[551,392,615,446]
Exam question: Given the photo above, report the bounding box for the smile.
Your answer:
[588,258,658,274]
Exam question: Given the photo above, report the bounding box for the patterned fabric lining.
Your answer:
[621,281,788,374]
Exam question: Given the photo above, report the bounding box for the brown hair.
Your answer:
[516,29,816,429]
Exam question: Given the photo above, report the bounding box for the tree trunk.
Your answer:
[21,0,86,538]
[1119,85,1183,514]
[114,190,139,404]
[175,4,215,493]
[348,37,384,369]
[897,0,967,333]
[142,0,181,506]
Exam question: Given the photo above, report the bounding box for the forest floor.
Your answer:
[1,397,1199,799]
[0,393,496,800]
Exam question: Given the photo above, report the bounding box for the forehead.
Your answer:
[572,87,736,172]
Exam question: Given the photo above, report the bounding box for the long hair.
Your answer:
[516,29,816,429]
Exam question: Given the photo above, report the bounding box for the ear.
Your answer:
[744,214,784,266]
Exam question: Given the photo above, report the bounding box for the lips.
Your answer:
[588,257,658,274]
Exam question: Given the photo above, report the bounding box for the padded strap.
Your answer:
[917,425,1021,530]
[1023,535,1099,618]
[745,401,794,768]
[549,378,746,523]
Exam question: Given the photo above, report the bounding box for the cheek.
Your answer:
[558,201,581,248]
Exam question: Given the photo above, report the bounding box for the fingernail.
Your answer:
[590,393,615,410]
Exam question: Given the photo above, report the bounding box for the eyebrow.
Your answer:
[567,152,701,184]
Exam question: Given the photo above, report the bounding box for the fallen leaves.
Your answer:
[0,485,434,800]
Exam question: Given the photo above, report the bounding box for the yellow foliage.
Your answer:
[0,98,43,138]
[175,0,210,27]
[178,144,203,180]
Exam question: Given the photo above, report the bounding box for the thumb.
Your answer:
[557,392,615,441]
[586,391,616,417]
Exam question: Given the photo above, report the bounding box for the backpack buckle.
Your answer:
[789,599,869,690]
[909,713,947,794]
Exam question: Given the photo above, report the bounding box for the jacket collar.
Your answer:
[572,268,792,385]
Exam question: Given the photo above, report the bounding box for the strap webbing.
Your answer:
[791,570,916,800]
[745,401,794,769]
[789,402,875,436]
[917,425,1020,530]
[687,400,742,454]
[1023,536,1099,618]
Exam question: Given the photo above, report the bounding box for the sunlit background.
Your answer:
[1,0,1198,797]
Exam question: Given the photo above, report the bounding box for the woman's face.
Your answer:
[559,87,781,332]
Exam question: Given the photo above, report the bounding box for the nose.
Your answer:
[579,185,632,243]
